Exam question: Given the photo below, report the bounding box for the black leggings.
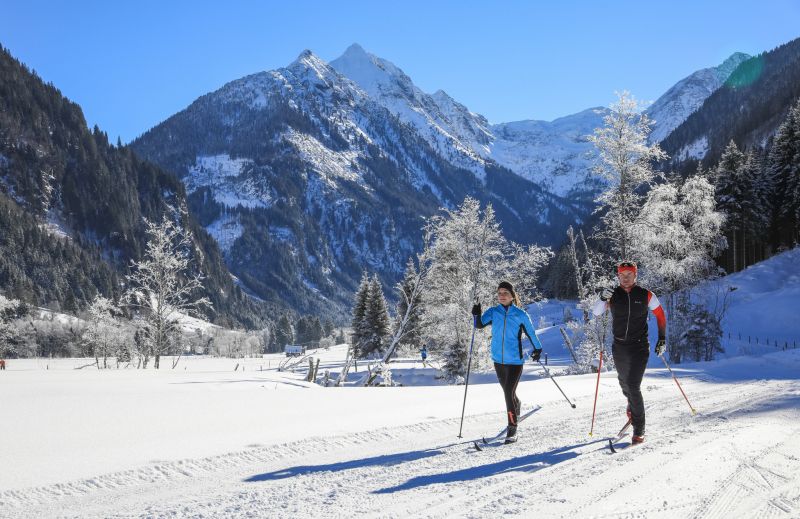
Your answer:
[494,362,523,425]
[612,341,650,436]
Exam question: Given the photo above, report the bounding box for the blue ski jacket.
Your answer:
[477,304,543,365]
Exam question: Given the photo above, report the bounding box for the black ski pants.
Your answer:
[494,362,523,425]
[612,340,650,436]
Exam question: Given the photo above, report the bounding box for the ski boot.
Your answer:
[505,411,518,444]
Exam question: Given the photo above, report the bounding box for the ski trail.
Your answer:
[2,372,798,518]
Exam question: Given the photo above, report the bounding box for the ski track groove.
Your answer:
[3,375,799,518]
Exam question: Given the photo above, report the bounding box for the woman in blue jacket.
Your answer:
[471,281,543,443]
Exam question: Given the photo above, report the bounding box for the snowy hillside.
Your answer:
[708,246,800,356]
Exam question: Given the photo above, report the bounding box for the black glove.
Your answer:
[471,303,482,317]
[531,348,542,362]
[599,287,614,301]
[655,339,666,356]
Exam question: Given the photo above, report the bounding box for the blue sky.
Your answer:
[3,1,799,143]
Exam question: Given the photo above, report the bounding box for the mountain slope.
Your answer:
[661,37,800,167]
[646,52,751,144]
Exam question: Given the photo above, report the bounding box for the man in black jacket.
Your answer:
[592,261,667,444]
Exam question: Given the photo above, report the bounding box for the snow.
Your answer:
[205,214,243,253]
[1,345,798,518]
[707,247,800,356]
[678,135,709,161]
[185,154,270,209]
[284,129,363,185]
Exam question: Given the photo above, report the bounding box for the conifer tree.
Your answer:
[360,275,389,358]
[350,273,371,357]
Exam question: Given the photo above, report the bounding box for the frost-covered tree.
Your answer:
[675,299,723,362]
[631,175,726,363]
[0,294,21,358]
[564,227,615,372]
[420,197,551,381]
[83,295,122,369]
[394,258,425,351]
[124,217,211,369]
[590,91,667,260]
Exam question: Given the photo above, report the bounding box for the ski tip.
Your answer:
[608,439,617,453]
[482,437,489,444]
[473,441,483,451]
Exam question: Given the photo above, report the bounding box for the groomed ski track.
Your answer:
[2,351,799,518]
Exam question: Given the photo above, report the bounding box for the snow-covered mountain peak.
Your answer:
[331,44,494,173]
[330,43,412,97]
[287,49,340,83]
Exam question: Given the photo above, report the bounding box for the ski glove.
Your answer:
[655,339,666,356]
[599,287,614,301]
[531,348,542,362]
[471,303,482,317]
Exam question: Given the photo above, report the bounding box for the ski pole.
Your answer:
[589,349,604,436]
[659,354,697,415]
[537,360,576,408]
[457,314,479,438]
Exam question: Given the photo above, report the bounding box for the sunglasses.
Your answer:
[618,261,637,268]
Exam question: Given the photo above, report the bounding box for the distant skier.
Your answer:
[593,261,667,445]
[420,344,428,365]
[0,359,5,370]
[472,281,543,443]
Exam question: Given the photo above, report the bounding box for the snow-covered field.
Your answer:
[2,345,799,518]
[2,250,799,518]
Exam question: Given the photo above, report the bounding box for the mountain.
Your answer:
[485,53,750,200]
[131,50,581,318]
[660,37,800,168]
[0,44,268,327]
[646,52,751,144]
[488,108,608,202]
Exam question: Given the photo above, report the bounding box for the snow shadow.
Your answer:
[244,449,446,482]
[373,440,600,494]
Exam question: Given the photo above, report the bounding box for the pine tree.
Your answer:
[714,140,747,272]
[769,100,800,245]
[274,314,294,350]
[360,275,389,358]
[350,272,370,357]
